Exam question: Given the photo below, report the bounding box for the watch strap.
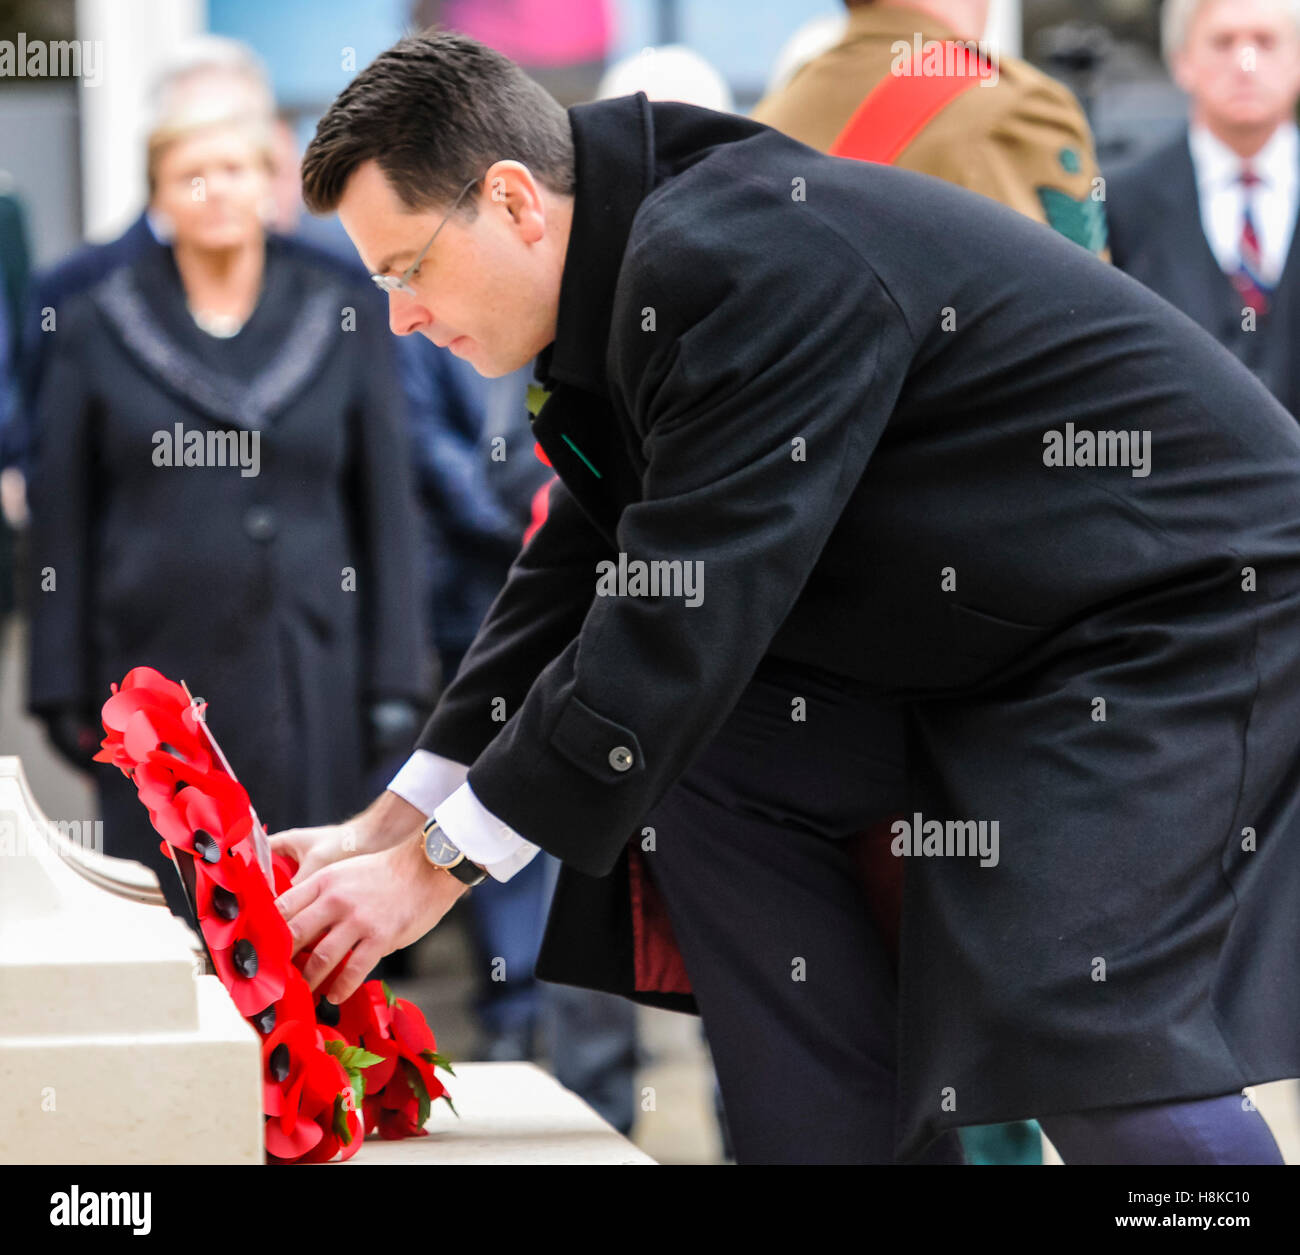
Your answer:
[446,854,488,887]
[422,817,487,886]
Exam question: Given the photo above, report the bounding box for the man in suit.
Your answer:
[273,31,1300,1164]
[1107,0,1300,416]
[752,0,1107,257]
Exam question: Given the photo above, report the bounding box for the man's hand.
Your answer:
[275,835,469,1005]
[269,790,426,882]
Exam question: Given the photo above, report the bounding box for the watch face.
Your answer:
[423,824,461,867]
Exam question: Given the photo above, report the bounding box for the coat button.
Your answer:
[244,506,277,542]
[609,745,634,772]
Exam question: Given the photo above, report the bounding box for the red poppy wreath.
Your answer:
[95,665,455,1163]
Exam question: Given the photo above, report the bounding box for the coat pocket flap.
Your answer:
[551,694,646,783]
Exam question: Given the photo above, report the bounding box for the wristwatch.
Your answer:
[421,817,488,887]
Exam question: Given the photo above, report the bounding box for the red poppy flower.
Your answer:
[263,1112,324,1162]
[262,1019,347,1128]
[294,1103,364,1164]
[338,981,393,1044]
[195,841,274,949]
[374,1066,426,1140]
[391,997,441,1098]
[270,850,298,896]
[134,759,254,889]
[95,668,201,772]
[208,855,292,1015]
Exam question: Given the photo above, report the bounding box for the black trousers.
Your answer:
[641,654,965,1164]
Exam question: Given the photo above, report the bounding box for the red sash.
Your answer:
[829,43,987,163]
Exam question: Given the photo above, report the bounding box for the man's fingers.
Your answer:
[323,940,383,1007]
[280,887,346,957]
[268,826,354,883]
[300,920,363,993]
[274,870,323,934]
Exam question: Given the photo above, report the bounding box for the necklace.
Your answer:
[188,305,247,338]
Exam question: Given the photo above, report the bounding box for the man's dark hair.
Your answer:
[301,29,576,217]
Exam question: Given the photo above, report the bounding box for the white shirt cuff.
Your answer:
[433,781,542,882]
[387,750,542,882]
[387,748,470,815]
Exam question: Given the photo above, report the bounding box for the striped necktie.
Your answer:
[1231,166,1271,317]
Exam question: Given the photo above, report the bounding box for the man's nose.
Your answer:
[389,290,431,337]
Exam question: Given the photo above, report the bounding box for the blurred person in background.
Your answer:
[0,174,31,672]
[752,0,1111,1165]
[11,37,374,487]
[1107,0,1300,418]
[0,297,14,656]
[25,86,430,922]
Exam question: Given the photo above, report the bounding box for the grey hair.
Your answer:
[146,35,275,125]
[1162,0,1300,64]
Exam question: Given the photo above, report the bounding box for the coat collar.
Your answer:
[533,92,774,400]
[534,92,654,398]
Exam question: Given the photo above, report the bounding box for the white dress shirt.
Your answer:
[387,749,542,882]
[1188,121,1299,285]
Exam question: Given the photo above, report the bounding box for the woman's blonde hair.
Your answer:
[146,100,275,199]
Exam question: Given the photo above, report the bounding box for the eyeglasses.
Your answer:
[370,176,483,296]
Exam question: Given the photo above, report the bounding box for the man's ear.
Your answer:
[486,160,548,238]
[1169,48,1194,96]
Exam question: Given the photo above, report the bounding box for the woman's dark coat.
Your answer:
[27,236,431,906]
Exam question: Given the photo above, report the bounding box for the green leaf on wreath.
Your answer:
[324,1040,384,1070]
[439,1092,459,1119]
[421,1047,456,1076]
[333,1093,353,1146]
[380,979,396,1007]
[401,1058,432,1130]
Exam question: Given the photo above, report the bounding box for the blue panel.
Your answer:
[208,0,410,107]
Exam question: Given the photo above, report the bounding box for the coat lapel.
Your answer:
[530,382,645,542]
[91,262,342,432]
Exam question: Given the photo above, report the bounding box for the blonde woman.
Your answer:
[27,99,430,918]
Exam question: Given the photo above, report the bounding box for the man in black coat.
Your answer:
[274,32,1300,1164]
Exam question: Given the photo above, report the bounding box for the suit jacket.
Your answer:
[416,93,1300,1157]
[1106,129,1300,417]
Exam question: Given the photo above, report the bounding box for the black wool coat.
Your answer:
[27,236,431,844]
[418,93,1300,1159]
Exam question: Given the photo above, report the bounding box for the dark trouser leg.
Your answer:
[640,657,964,1164]
[538,852,640,1135]
[1039,1093,1284,1164]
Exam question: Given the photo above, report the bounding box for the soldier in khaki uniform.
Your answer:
[753,0,1109,256]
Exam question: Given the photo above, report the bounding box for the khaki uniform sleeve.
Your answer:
[922,69,1110,261]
